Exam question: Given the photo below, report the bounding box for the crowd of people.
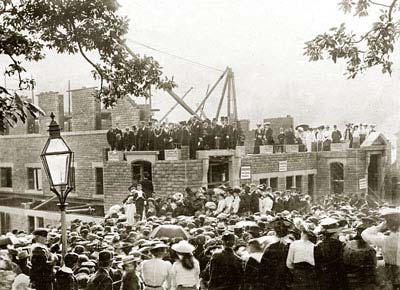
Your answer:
[254,122,378,153]
[1,182,400,290]
[106,117,244,160]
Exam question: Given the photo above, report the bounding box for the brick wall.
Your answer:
[37,92,64,134]
[70,87,100,131]
[110,97,141,129]
[103,161,132,211]
[0,131,108,199]
[315,150,367,197]
[241,152,318,175]
[153,160,204,196]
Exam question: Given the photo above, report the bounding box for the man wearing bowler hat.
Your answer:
[86,250,114,290]
[207,232,243,290]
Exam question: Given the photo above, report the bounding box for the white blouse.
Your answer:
[286,239,315,269]
[171,258,200,290]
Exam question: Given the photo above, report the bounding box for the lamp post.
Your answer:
[40,112,74,263]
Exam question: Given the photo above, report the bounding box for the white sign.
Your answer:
[259,145,273,154]
[359,178,367,190]
[279,161,288,172]
[165,149,181,161]
[240,166,251,179]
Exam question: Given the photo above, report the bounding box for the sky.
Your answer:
[2,0,400,136]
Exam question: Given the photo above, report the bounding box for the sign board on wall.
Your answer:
[165,149,181,161]
[259,145,273,154]
[240,166,251,179]
[359,178,367,190]
[279,161,288,172]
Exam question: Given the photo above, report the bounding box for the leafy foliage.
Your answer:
[304,0,400,78]
[0,0,176,128]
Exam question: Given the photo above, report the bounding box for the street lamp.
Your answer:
[40,112,74,262]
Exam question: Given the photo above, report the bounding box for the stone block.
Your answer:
[285,145,299,153]
[259,145,274,155]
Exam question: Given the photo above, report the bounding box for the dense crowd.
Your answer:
[254,122,377,153]
[1,182,400,290]
[106,117,244,160]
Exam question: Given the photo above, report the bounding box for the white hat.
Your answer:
[171,240,195,254]
[379,207,400,217]
[320,217,340,233]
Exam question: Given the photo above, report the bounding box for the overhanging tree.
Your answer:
[304,0,399,78]
[0,0,175,129]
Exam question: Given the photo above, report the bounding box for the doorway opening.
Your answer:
[368,154,380,195]
[208,156,230,188]
[131,161,152,187]
[330,162,344,194]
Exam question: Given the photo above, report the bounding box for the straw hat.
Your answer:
[320,217,340,233]
[171,240,195,254]
[118,255,141,269]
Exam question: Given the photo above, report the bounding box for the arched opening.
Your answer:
[330,162,344,194]
[131,160,152,187]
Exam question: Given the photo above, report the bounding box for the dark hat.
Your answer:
[221,232,235,243]
[32,228,48,237]
[64,252,79,266]
[97,250,114,267]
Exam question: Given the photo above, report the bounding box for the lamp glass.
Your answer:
[46,138,69,153]
[44,153,71,186]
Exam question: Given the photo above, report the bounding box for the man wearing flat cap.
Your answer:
[86,250,114,290]
[207,232,243,290]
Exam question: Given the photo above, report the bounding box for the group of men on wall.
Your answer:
[106,116,244,159]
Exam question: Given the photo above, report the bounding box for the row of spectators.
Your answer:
[254,122,377,153]
[107,117,244,159]
[122,184,312,222]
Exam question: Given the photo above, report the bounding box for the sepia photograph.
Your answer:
[1,0,400,289]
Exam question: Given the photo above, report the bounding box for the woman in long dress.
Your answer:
[124,196,136,226]
[171,241,200,290]
[286,223,317,290]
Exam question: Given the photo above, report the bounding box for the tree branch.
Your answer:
[388,0,398,21]
[368,0,391,7]
[5,52,23,88]
[69,20,104,98]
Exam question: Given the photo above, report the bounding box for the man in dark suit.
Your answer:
[220,117,229,149]
[263,122,274,145]
[106,125,116,151]
[332,125,342,143]
[207,232,243,290]
[140,171,153,199]
[86,250,114,290]
[114,123,123,137]
[211,118,221,149]
[137,121,149,151]
[180,121,191,147]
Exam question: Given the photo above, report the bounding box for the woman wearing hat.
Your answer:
[362,208,400,289]
[170,240,200,290]
[314,218,347,290]
[342,222,377,290]
[259,217,293,290]
[119,255,142,290]
[286,223,317,290]
[140,243,172,290]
